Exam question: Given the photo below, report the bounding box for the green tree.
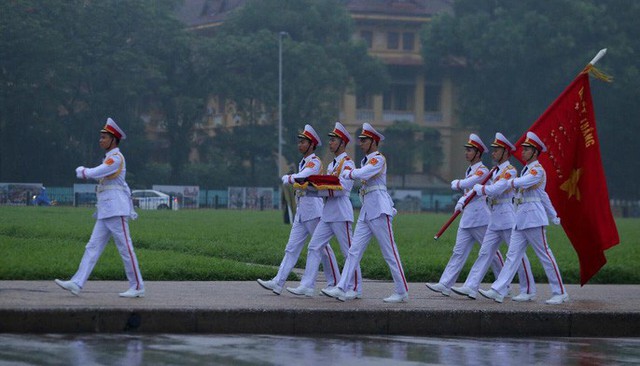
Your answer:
[383,121,443,183]
[204,0,389,182]
[0,0,190,186]
[0,1,76,184]
[201,124,278,187]
[421,0,640,198]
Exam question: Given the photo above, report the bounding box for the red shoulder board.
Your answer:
[369,157,379,165]
[305,161,316,169]
[475,170,484,176]
[105,158,115,165]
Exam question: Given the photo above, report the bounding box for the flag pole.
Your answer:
[434,166,498,240]
[581,48,611,82]
[589,48,607,66]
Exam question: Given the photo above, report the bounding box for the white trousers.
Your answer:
[463,228,536,295]
[438,225,503,288]
[337,214,408,296]
[273,218,339,288]
[71,216,143,290]
[300,221,361,292]
[491,226,566,296]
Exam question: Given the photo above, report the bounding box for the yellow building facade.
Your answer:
[177,0,471,183]
[342,1,468,181]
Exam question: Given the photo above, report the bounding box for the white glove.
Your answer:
[473,184,484,195]
[552,216,561,225]
[340,169,352,180]
[450,179,460,191]
[455,201,464,212]
[281,175,290,185]
[75,166,85,179]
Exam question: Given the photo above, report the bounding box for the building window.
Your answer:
[360,30,373,48]
[396,84,414,111]
[424,82,442,112]
[356,90,373,109]
[402,32,415,51]
[384,84,415,111]
[387,32,399,49]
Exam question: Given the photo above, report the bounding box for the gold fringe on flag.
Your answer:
[293,181,343,191]
[581,64,613,82]
[293,175,343,191]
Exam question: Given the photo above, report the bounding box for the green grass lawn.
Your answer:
[1,206,637,284]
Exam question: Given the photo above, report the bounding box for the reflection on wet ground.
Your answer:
[0,334,639,365]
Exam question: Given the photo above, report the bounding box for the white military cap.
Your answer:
[359,122,385,142]
[100,117,126,140]
[298,124,322,146]
[521,131,547,152]
[328,121,351,144]
[491,132,516,152]
[464,133,487,154]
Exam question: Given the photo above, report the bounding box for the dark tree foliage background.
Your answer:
[2,0,637,198]
[421,0,640,199]
[0,0,388,188]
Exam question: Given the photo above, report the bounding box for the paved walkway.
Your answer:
[1,281,639,337]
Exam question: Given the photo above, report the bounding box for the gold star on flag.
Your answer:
[560,168,582,201]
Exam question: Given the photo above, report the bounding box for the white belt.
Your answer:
[97,185,128,193]
[360,185,386,195]
[514,197,541,205]
[490,198,512,206]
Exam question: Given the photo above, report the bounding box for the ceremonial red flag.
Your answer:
[293,175,343,190]
[514,68,620,285]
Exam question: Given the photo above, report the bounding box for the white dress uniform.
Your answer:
[488,132,566,301]
[297,150,361,293]
[463,159,536,296]
[269,126,339,291]
[333,123,408,301]
[432,134,504,293]
[69,119,144,293]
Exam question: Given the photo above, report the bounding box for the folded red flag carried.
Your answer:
[294,175,342,190]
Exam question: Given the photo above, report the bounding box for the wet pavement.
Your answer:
[1,281,639,337]
[1,334,640,365]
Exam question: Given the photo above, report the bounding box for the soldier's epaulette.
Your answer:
[344,156,351,160]
[506,164,515,170]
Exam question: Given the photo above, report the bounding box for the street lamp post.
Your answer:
[278,31,288,209]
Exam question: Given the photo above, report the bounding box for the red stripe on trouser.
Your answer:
[386,216,408,292]
[521,258,531,294]
[324,246,338,285]
[346,222,358,291]
[121,217,141,290]
[496,251,504,266]
[541,227,564,294]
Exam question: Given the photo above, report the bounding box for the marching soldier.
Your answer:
[479,131,567,304]
[426,134,504,297]
[55,118,144,297]
[287,122,361,297]
[451,133,536,301]
[257,124,339,294]
[323,123,409,303]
